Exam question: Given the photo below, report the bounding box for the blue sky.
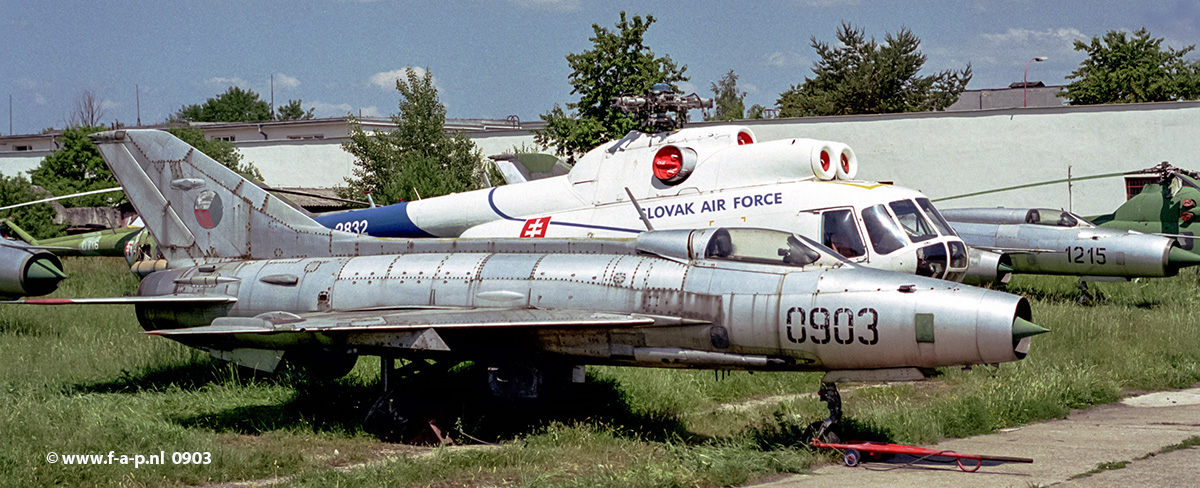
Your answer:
[2,0,1197,135]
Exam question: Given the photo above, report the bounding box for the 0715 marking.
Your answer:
[785,307,879,345]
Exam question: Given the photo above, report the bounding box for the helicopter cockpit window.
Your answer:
[821,209,866,258]
[703,228,823,267]
[861,204,907,255]
[916,198,957,236]
[889,200,938,242]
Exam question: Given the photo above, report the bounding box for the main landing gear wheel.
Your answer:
[810,381,843,444]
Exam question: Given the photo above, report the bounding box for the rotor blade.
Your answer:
[262,187,371,207]
[0,187,125,211]
[932,171,1132,203]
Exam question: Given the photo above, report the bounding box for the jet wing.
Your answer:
[4,295,237,305]
[969,246,1058,255]
[146,308,703,337]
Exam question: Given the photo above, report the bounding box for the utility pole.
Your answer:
[8,94,12,135]
[270,74,275,120]
[136,84,141,126]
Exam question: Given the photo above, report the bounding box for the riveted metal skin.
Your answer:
[88,130,1042,378]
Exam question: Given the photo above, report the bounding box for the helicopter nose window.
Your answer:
[916,243,949,279]
[821,209,866,258]
[703,228,824,267]
[861,204,907,255]
[889,200,938,242]
[916,198,957,236]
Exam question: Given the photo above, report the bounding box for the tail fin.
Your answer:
[90,129,351,266]
[1,219,38,245]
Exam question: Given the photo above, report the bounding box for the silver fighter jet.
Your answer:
[13,130,1048,439]
[942,207,1200,297]
[0,236,66,299]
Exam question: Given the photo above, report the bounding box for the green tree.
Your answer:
[275,99,315,120]
[175,86,272,122]
[28,126,118,208]
[166,127,264,182]
[778,23,971,117]
[0,173,66,240]
[340,68,485,204]
[534,12,689,161]
[1060,28,1200,105]
[746,104,766,119]
[707,69,745,121]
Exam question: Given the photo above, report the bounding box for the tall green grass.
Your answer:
[2,259,1199,487]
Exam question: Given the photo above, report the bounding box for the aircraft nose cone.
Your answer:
[1167,247,1200,269]
[1012,317,1049,341]
[27,257,67,280]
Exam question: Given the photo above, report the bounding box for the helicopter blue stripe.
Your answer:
[486,188,642,234]
[313,201,435,238]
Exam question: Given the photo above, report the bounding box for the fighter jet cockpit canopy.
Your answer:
[634,227,848,270]
[940,207,1095,229]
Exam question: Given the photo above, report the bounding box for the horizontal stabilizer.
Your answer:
[6,295,237,305]
[147,308,678,336]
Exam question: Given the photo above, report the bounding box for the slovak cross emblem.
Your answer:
[521,217,551,238]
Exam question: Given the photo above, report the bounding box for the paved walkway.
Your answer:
[747,388,1200,487]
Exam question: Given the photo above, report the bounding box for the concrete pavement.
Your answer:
[747,388,1200,487]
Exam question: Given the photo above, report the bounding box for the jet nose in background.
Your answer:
[1167,246,1200,273]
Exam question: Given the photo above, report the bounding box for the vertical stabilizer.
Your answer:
[90,129,348,266]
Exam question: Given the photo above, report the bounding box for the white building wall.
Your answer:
[739,101,1199,216]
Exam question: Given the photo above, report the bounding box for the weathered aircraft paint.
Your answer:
[15,129,1046,392]
[1089,162,1200,250]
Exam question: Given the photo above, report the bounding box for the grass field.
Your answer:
[2,257,1199,487]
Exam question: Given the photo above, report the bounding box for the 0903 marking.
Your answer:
[785,307,879,345]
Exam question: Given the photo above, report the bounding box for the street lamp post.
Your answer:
[1024,56,1048,107]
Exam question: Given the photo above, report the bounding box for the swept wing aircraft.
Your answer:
[941,207,1200,284]
[9,129,1047,439]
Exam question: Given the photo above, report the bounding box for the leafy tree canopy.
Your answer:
[535,12,688,161]
[1060,28,1200,105]
[175,86,272,123]
[276,99,316,121]
[166,127,265,182]
[0,173,66,240]
[778,23,971,117]
[28,126,119,208]
[707,70,746,121]
[341,68,486,204]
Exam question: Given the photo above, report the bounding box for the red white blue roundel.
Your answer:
[194,190,223,229]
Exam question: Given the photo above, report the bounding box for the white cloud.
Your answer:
[369,67,430,90]
[510,0,580,11]
[205,76,250,88]
[764,51,808,68]
[100,100,122,110]
[358,106,384,117]
[676,82,699,95]
[308,101,355,118]
[34,93,47,105]
[980,27,1087,49]
[274,73,301,89]
[741,81,760,95]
